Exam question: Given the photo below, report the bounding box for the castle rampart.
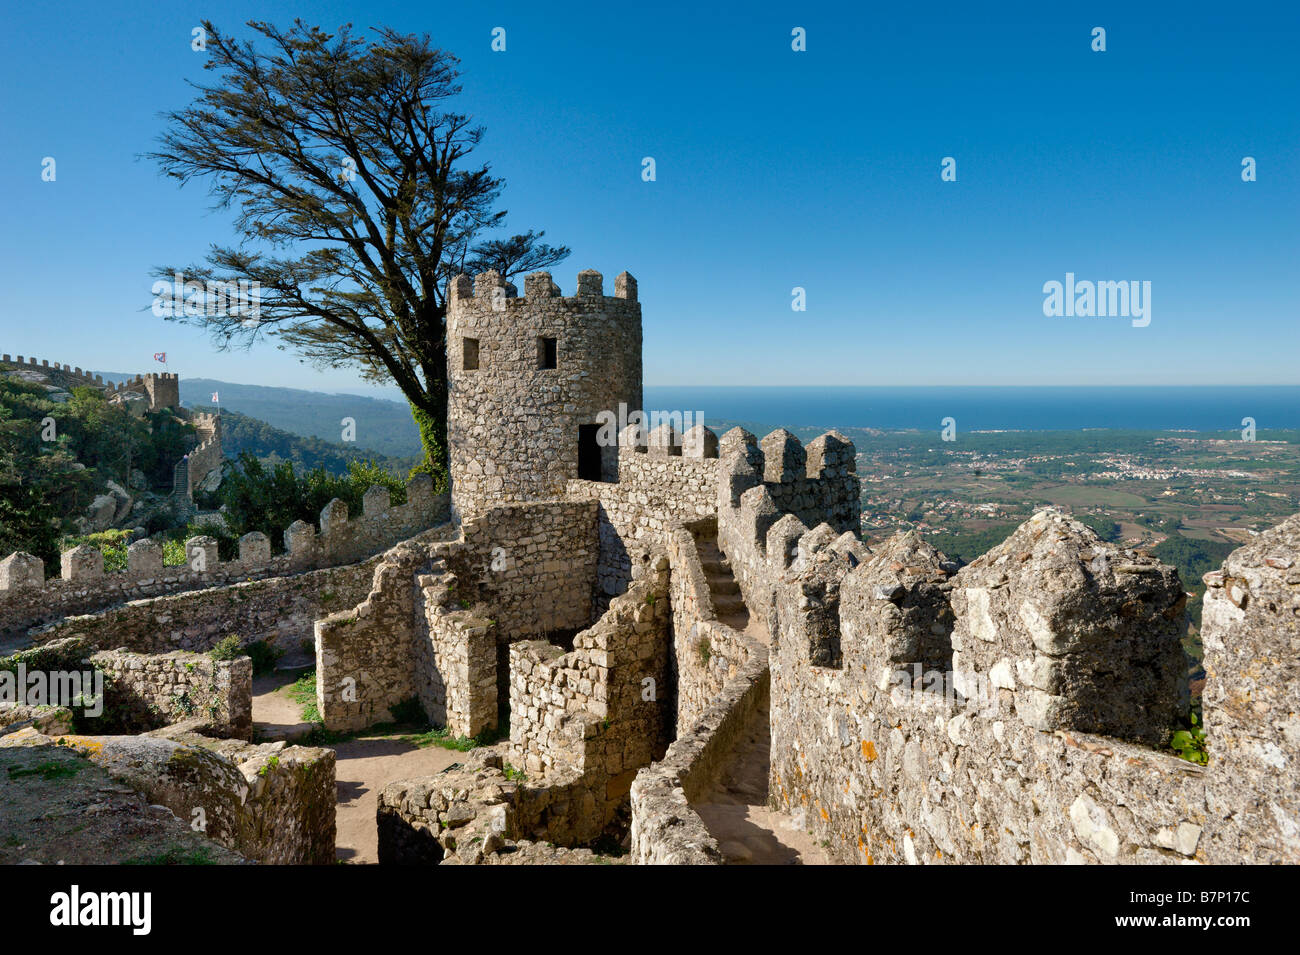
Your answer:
[758,507,1298,864]
[566,434,720,603]
[17,270,1296,867]
[1,473,447,641]
[1199,513,1300,863]
[716,426,862,636]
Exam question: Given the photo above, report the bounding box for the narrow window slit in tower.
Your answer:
[538,336,557,370]
[463,337,479,371]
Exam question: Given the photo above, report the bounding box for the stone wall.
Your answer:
[315,540,429,732]
[375,561,673,861]
[629,656,769,865]
[2,353,114,389]
[182,411,223,497]
[316,501,598,735]
[445,499,598,640]
[377,750,619,864]
[567,437,719,603]
[1199,513,1300,864]
[627,516,770,865]
[33,551,381,655]
[92,648,252,739]
[666,520,761,733]
[716,426,861,636]
[447,269,642,519]
[624,430,863,865]
[0,476,449,639]
[765,507,1300,865]
[3,638,252,739]
[506,559,671,840]
[414,563,498,739]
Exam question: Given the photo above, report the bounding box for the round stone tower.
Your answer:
[446,268,642,519]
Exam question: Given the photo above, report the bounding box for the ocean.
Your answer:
[642,386,1300,434]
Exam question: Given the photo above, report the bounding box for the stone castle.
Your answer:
[2,272,1298,865]
[0,354,223,512]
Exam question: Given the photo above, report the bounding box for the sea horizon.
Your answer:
[643,385,1300,434]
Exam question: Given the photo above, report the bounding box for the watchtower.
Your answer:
[446,269,642,519]
[144,372,180,411]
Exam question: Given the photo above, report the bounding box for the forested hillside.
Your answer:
[175,378,421,458]
[0,377,194,564]
[218,410,417,475]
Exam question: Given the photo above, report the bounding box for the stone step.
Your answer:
[707,577,741,596]
[712,593,747,614]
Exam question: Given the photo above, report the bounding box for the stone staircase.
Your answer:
[692,524,769,645]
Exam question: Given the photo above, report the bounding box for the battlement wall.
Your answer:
[766,507,1300,864]
[31,545,387,656]
[566,427,720,603]
[716,426,862,635]
[0,474,448,639]
[3,355,183,408]
[1,354,111,388]
[665,519,762,732]
[181,412,223,497]
[1199,513,1300,863]
[629,519,771,865]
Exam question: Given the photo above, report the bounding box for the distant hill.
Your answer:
[218,409,417,476]
[94,374,422,458]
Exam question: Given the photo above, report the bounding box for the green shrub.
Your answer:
[207,636,281,675]
[1170,706,1209,765]
[0,377,198,565]
[161,538,186,566]
[61,529,131,572]
[208,635,243,661]
[214,452,410,553]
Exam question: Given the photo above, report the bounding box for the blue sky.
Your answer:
[0,1,1296,398]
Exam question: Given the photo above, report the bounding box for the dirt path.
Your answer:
[693,704,832,865]
[251,669,317,742]
[251,668,470,863]
[332,736,466,863]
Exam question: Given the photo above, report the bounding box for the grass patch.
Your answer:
[288,671,321,723]
[401,722,508,752]
[7,760,85,781]
[123,845,218,866]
